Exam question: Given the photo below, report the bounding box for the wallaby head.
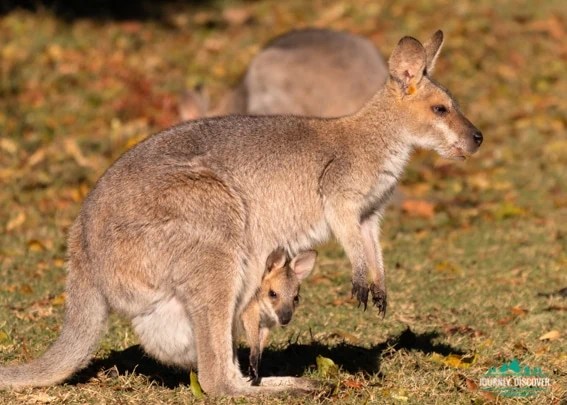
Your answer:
[259,249,317,326]
[385,30,483,159]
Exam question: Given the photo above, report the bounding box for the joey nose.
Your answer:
[279,310,292,326]
[472,130,483,146]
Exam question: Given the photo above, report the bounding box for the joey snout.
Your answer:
[277,307,293,326]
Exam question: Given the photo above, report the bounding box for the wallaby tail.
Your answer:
[0,270,108,388]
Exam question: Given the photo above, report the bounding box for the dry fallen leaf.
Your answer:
[402,199,435,219]
[528,15,566,41]
[51,293,66,306]
[27,148,46,167]
[64,138,92,168]
[455,372,498,401]
[443,324,481,337]
[222,7,252,26]
[316,3,346,25]
[493,202,526,219]
[316,355,339,377]
[539,330,560,341]
[479,390,498,401]
[19,284,33,295]
[435,261,463,276]
[497,316,515,325]
[0,330,11,344]
[510,305,529,316]
[0,138,18,154]
[465,377,478,391]
[430,353,477,369]
[326,330,361,344]
[390,392,409,402]
[6,211,26,232]
[27,240,46,252]
[190,370,204,399]
[343,378,363,389]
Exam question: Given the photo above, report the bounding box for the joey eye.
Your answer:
[293,295,300,304]
[432,105,449,116]
[268,290,277,299]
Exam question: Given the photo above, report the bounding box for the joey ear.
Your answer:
[388,36,426,95]
[289,250,317,282]
[423,30,444,74]
[265,247,287,273]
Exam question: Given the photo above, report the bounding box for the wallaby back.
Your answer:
[180,29,388,120]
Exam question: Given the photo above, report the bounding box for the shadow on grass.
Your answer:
[67,327,465,388]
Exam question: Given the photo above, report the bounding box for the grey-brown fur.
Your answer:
[180,28,388,119]
[0,31,482,396]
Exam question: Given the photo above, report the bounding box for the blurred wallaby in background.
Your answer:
[179,28,388,120]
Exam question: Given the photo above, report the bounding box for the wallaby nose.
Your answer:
[473,130,483,146]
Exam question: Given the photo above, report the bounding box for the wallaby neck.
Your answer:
[330,86,415,171]
[348,86,409,139]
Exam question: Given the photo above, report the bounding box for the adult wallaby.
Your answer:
[179,28,388,119]
[240,249,316,385]
[0,31,482,396]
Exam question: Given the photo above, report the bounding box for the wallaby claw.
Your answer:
[370,284,387,318]
[248,365,260,386]
[351,282,369,310]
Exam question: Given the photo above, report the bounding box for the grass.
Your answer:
[1,0,566,403]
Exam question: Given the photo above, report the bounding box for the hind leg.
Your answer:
[180,252,315,396]
[180,253,250,395]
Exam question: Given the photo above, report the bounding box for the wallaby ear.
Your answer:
[265,247,287,274]
[423,30,444,74]
[388,36,426,95]
[289,250,317,282]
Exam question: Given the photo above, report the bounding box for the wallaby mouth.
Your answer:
[279,316,292,326]
[449,145,468,160]
[447,130,483,160]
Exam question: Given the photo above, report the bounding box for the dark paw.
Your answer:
[351,282,370,310]
[248,365,258,384]
[370,285,387,317]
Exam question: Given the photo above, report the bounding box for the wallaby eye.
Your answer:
[268,290,277,299]
[293,295,300,304]
[432,105,449,116]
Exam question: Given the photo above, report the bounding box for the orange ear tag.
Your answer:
[407,84,416,95]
